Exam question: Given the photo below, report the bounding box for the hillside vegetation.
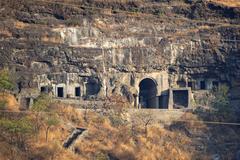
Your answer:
[0,92,240,160]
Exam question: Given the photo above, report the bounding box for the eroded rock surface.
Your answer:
[0,0,239,108]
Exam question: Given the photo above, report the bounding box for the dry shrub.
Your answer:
[51,103,85,125]
[0,141,26,160]
[0,93,19,111]
[30,142,64,160]
[73,108,193,160]
[210,0,240,7]
[0,29,12,37]
[133,125,192,160]
[2,98,229,160]
[180,112,207,129]
[14,21,29,29]
[41,34,63,44]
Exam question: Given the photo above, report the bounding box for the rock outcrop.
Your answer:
[0,0,239,108]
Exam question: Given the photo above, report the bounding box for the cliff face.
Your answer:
[0,0,239,107]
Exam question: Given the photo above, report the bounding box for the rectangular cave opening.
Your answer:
[75,87,81,97]
[40,86,48,93]
[200,81,206,90]
[173,90,189,109]
[159,95,169,109]
[57,87,64,98]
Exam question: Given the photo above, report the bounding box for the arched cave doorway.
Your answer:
[139,78,158,108]
[86,82,100,96]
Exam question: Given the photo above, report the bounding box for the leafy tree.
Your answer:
[211,85,234,121]
[195,85,235,122]
[0,68,14,92]
[0,69,15,110]
[0,117,34,150]
[31,94,52,140]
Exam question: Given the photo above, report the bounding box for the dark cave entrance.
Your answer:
[139,78,157,108]
[173,90,189,109]
[200,81,206,90]
[86,82,100,96]
[75,87,81,97]
[40,86,48,93]
[57,87,64,98]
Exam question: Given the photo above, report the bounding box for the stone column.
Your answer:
[187,88,191,108]
[155,96,159,109]
[29,98,34,108]
[83,82,87,97]
[168,89,173,110]
[134,95,139,109]
[66,74,69,98]
[138,96,142,109]
[52,84,56,97]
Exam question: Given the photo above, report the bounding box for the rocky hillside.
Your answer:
[0,1,240,159]
[0,0,239,104]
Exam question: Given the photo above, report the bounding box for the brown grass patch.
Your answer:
[210,0,240,7]
[41,35,63,44]
[0,29,12,37]
[0,93,19,111]
[14,21,29,29]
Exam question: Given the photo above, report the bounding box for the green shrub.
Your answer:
[0,117,33,135]
[0,68,15,92]
[95,152,109,160]
[0,117,34,149]
[210,85,235,121]
[31,94,52,112]
[0,99,7,110]
[211,85,230,109]
[195,85,236,122]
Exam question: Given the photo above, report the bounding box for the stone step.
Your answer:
[63,128,86,149]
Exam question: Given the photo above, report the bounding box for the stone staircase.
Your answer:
[63,128,86,149]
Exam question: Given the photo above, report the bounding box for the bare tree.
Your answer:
[133,111,154,136]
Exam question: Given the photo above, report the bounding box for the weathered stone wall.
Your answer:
[0,0,239,108]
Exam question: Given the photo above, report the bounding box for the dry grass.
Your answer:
[26,102,196,160]
[0,93,19,111]
[14,21,29,29]
[1,99,239,160]
[45,0,240,7]
[0,141,27,160]
[0,29,12,37]
[0,101,204,160]
[210,0,240,7]
[72,110,194,160]
[41,34,63,44]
